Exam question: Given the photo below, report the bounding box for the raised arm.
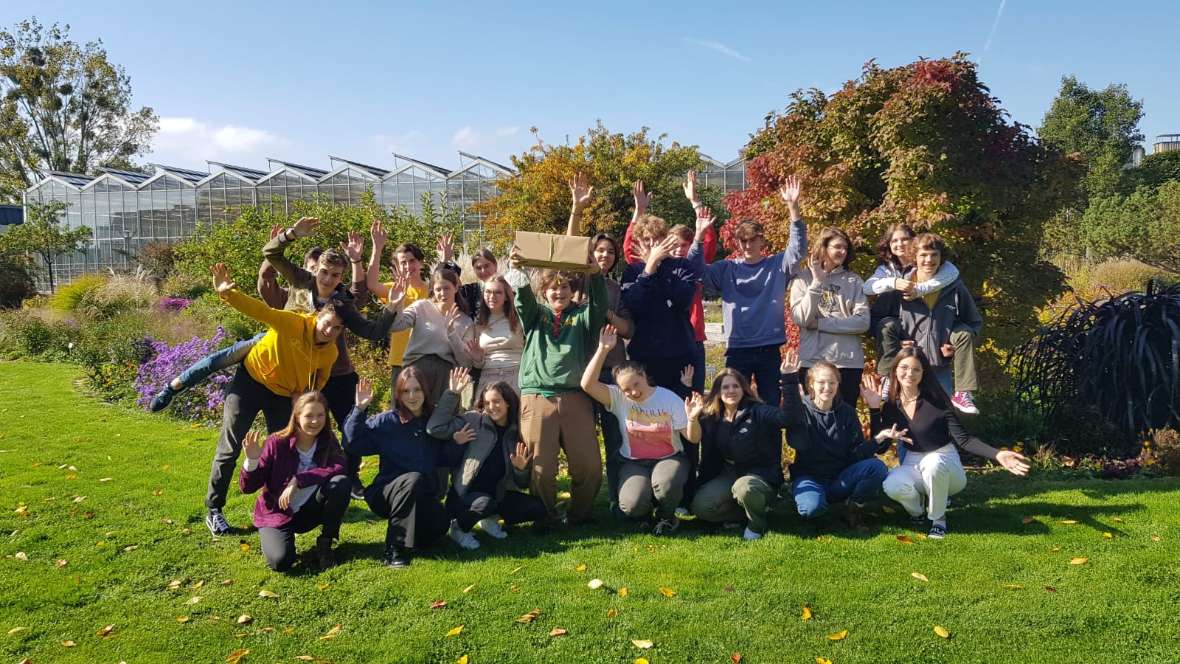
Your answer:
[863,263,899,296]
[262,216,319,291]
[342,378,381,457]
[238,430,270,494]
[778,176,807,277]
[505,249,540,328]
[579,325,617,407]
[426,371,471,439]
[213,263,300,335]
[778,349,808,429]
[365,219,393,302]
[567,172,593,237]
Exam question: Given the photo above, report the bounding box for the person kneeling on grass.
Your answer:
[344,371,448,569]
[204,263,342,536]
[864,347,1031,540]
[689,368,791,541]
[780,351,889,521]
[580,325,701,535]
[427,368,547,549]
[239,391,350,572]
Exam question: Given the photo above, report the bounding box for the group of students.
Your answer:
[153,170,1031,572]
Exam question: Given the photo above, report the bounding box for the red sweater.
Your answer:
[623,221,716,342]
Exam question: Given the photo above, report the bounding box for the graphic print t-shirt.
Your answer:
[608,385,687,460]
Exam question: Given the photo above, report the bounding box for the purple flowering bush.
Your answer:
[156,296,192,312]
[135,327,231,421]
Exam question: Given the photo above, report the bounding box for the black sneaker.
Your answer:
[652,517,680,536]
[382,545,411,569]
[150,384,179,412]
[315,536,336,569]
[205,508,230,535]
[928,521,948,540]
[349,477,365,501]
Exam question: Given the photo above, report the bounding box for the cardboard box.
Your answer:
[514,231,592,271]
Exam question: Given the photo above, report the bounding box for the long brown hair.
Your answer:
[394,366,433,421]
[475,381,521,430]
[888,347,952,410]
[875,223,915,270]
[274,391,340,462]
[431,267,467,314]
[476,275,519,332]
[807,227,855,270]
[702,368,762,417]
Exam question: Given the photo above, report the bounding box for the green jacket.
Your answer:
[505,267,607,396]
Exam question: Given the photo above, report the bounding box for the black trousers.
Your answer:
[365,472,448,550]
[257,475,350,572]
[321,371,361,477]
[446,488,548,532]
[206,366,293,510]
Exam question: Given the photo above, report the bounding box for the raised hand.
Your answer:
[680,364,695,388]
[808,256,830,282]
[509,441,532,470]
[210,263,237,294]
[682,170,699,205]
[646,236,680,270]
[860,372,884,409]
[370,219,388,249]
[695,205,715,240]
[269,224,284,240]
[342,230,365,263]
[628,236,650,265]
[996,450,1031,476]
[355,377,374,409]
[448,366,472,393]
[684,392,706,420]
[940,340,955,358]
[465,336,484,360]
[599,324,619,351]
[291,216,320,238]
[779,175,802,207]
[780,347,801,375]
[444,304,463,332]
[874,424,912,445]
[569,172,594,210]
[632,180,652,215]
[243,430,263,461]
[278,477,297,511]
[436,232,455,263]
[452,423,476,445]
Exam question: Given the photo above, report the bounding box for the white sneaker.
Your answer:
[477,517,508,539]
[674,507,690,518]
[742,527,763,541]
[448,522,480,550]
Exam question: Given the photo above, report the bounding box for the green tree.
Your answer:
[476,123,713,249]
[1038,76,1144,199]
[1079,181,1180,274]
[0,18,158,202]
[0,200,91,292]
[731,54,1080,364]
[1123,151,1180,192]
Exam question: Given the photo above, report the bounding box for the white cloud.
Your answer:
[452,126,481,150]
[684,38,752,63]
[981,0,1007,63]
[149,116,286,168]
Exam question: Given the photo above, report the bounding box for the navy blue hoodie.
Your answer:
[782,374,888,480]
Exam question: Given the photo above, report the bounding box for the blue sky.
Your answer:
[6,1,1176,173]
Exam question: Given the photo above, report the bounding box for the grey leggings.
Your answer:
[616,454,690,521]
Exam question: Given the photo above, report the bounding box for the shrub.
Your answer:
[0,309,78,361]
[162,271,211,300]
[0,253,36,308]
[136,240,176,284]
[1145,428,1180,476]
[183,292,261,341]
[73,310,155,403]
[50,274,107,312]
[134,328,231,421]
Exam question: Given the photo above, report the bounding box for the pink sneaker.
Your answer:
[951,391,979,415]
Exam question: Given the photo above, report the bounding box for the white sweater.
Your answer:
[476,312,524,370]
[390,299,474,367]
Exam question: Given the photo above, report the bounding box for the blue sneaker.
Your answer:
[150,384,179,412]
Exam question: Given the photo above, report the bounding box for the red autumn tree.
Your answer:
[727,54,1081,371]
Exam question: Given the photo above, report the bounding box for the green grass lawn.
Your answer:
[2,361,1178,664]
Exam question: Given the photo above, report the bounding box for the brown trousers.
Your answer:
[520,391,601,520]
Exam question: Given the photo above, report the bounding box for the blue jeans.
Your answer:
[725,344,782,407]
[791,458,889,519]
[176,332,264,390]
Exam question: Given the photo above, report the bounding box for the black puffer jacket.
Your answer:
[697,375,794,489]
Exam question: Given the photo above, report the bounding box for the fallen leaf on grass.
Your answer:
[911,572,929,582]
[73,496,86,503]
[7,626,28,636]
[549,628,568,637]
[258,589,279,599]
[55,559,67,568]
[430,600,447,609]
[191,580,205,589]
[446,625,464,637]
[1044,586,1057,592]
[162,518,174,525]
[509,565,523,574]
[14,505,29,516]
[517,609,541,623]
[315,582,329,591]
[62,639,75,647]
[1049,546,1061,552]
[319,625,342,640]
[1002,584,1024,590]
[827,630,848,641]
[1060,519,1078,525]
[294,657,314,662]
[1021,516,1037,524]
[1070,557,1089,565]
[618,586,629,598]
[631,639,654,649]
[186,596,202,605]
[1152,535,1162,542]
[934,625,951,639]
[239,542,250,552]
[816,658,833,664]
[896,535,914,544]
[456,657,469,664]
[509,584,520,593]
[801,606,813,621]
[606,609,619,618]
[1112,517,1124,523]
[14,551,27,561]
[99,477,113,482]
[97,624,115,637]
[658,587,677,598]
[153,489,163,496]
[723,585,734,593]
[588,579,604,590]
[123,545,138,552]
[226,648,249,664]
[167,579,183,590]
[236,615,253,625]
[635,659,649,664]
[222,579,235,586]
[1103,532,1113,539]
[731,652,742,663]
[176,616,190,624]
[462,583,476,593]
[575,563,587,572]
